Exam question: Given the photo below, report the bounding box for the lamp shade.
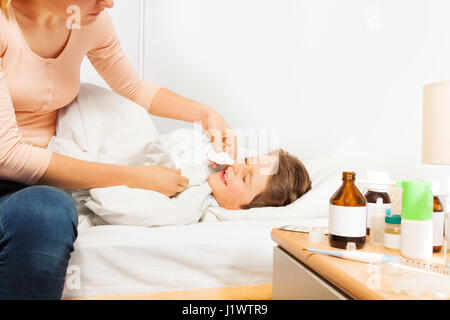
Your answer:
[422,81,450,165]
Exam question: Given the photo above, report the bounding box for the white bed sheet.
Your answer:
[62,218,328,299]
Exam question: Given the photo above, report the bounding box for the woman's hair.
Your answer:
[241,149,312,209]
[1,0,11,10]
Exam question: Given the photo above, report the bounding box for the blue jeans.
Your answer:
[0,183,78,300]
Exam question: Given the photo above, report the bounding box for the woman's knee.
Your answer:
[0,186,78,299]
[0,185,78,247]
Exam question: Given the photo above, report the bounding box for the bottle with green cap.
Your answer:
[399,180,433,260]
[384,214,401,250]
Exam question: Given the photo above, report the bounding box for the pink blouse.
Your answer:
[0,8,161,184]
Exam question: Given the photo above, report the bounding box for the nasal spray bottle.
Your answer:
[400,180,433,260]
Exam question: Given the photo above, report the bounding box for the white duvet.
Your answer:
[48,83,218,228]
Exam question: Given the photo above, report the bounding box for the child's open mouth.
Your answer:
[220,167,229,185]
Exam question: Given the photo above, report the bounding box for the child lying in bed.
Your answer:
[207,149,311,210]
[78,147,312,228]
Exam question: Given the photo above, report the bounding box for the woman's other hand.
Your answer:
[202,107,237,163]
[128,165,189,197]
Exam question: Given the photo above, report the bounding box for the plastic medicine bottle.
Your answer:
[329,172,367,249]
[432,193,444,253]
[369,198,386,246]
[384,215,401,250]
[400,180,433,260]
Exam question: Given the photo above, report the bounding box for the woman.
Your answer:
[0,0,235,299]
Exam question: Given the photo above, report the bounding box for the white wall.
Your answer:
[143,0,450,188]
[80,0,142,86]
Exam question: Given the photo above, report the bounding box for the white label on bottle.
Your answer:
[401,220,433,260]
[383,233,400,250]
[329,205,366,237]
[433,212,444,246]
[366,202,392,229]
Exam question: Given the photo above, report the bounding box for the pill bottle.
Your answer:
[369,199,386,246]
[363,171,392,235]
[400,180,433,260]
[384,215,401,250]
[329,172,367,249]
[432,182,444,253]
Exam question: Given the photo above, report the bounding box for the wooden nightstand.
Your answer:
[271,228,446,300]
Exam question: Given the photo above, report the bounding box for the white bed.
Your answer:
[55,84,337,299]
[62,217,328,299]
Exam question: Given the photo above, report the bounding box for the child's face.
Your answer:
[208,155,278,210]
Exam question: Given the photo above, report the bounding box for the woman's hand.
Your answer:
[127,165,189,197]
[148,89,236,161]
[201,106,237,161]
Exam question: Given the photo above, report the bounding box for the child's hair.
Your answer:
[1,0,12,20]
[240,149,311,209]
[1,0,10,10]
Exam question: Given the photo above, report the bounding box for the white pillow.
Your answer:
[206,153,341,221]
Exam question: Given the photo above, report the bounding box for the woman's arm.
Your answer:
[87,12,161,113]
[149,88,236,157]
[37,153,131,190]
[38,153,188,197]
[88,12,236,157]
[148,87,211,123]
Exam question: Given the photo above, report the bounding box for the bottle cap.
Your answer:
[432,181,441,196]
[373,198,386,217]
[385,215,401,224]
[359,171,395,191]
[400,180,433,221]
[342,171,356,181]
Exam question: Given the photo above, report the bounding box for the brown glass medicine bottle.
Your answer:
[433,195,444,253]
[329,172,367,249]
